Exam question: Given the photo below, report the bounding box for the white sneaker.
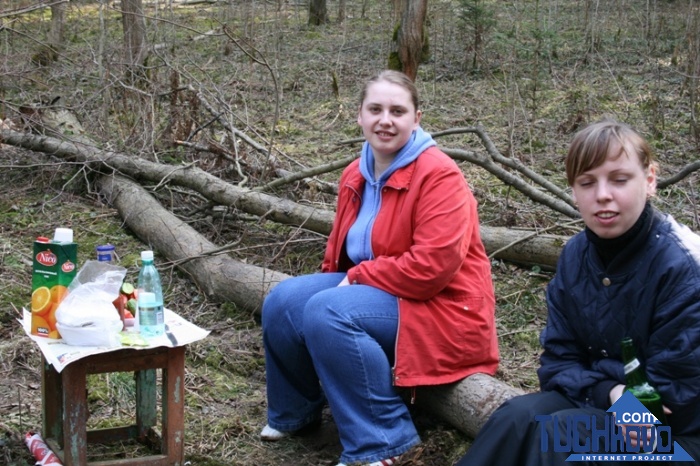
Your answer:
[335,456,399,466]
[260,424,291,441]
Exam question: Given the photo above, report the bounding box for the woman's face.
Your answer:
[357,80,421,160]
[571,141,656,239]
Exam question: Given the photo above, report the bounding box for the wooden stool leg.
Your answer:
[62,361,88,465]
[136,368,157,440]
[41,355,63,447]
[162,346,185,464]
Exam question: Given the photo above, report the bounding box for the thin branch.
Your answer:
[221,25,281,176]
[0,0,68,19]
[438,126,574,206]
[658,160,700,189]
[174,139,235,160]
[487,219,583,260]
[192,87,270,155]
[256,153,359,191]
[444,145,580,219]
[335,136,364,146]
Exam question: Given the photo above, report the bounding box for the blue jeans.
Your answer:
[262,273,420,463]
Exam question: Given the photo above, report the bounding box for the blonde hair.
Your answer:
[565,119,655,186]
[359,70,420,111]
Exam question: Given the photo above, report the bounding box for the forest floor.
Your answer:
[1,0,699,465]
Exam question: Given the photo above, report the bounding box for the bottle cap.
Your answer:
[53,228,73,243]
[141,250,154,261]
[96,244,115,261]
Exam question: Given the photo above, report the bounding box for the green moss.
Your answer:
[388,51,402,71]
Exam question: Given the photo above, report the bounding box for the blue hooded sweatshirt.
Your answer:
[345,127,436,265]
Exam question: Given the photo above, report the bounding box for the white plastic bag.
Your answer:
[55,260,126,346]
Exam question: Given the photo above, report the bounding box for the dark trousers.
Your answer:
[455,391,700,466]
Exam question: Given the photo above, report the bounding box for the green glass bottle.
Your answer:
[621,337,667,424]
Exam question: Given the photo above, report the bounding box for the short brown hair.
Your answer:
[359,70,420,111]
[565,119,655,186]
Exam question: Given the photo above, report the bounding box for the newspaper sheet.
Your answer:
[20,308,209,373]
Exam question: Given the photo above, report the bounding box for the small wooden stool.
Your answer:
[41,345,186,466]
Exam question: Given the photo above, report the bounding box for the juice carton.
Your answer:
[31,229,77,338]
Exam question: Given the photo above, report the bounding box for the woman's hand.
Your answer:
[623,423,657,451]
[609,384,625,405]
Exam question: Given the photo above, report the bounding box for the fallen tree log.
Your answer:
[98,173,524,438]
[97,174,287,314]
[416,373,524,436]
[0,128,570,269]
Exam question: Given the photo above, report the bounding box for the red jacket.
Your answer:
[322,146,499,387]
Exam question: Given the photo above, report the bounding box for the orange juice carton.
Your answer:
[31,228,77,338]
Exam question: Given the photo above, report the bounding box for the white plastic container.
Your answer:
[56,320,122,347]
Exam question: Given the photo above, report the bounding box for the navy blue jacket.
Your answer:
[539,209,700,435]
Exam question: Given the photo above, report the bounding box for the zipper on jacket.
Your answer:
[366,184,382,260]
[391,296,401,386]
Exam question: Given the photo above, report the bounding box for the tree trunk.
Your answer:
[337,0,346,24]
[49,2,66,54]
[416,373,524,437]
[308,0,329,26]
[480,227,566,271]
[397,0,429,81]
[393,0,406,22]
[121,0,149,81]
[361,0,369,19]
[97,174,287,314]
[29,1,67,66]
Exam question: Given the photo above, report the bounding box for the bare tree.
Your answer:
[337,0,346,24]
[6,0,70,66]
[121,0,149,81]
[583,0,600,54]
[396,0,429,81]
[48,1,66,57]
[309,0,329,25]
[361,0,370,19]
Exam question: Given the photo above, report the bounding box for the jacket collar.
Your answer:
[345,154,419,192]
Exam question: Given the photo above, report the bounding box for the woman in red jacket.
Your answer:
[260,70,498,466]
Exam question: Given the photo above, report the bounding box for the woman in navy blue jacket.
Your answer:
[457,119,700,465]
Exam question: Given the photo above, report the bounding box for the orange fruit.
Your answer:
[31,315,50,336]
[45,306,58,331]
[31,286,52,315]
[50,285,69,303]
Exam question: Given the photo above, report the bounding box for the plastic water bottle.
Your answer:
[137,250,164,337]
